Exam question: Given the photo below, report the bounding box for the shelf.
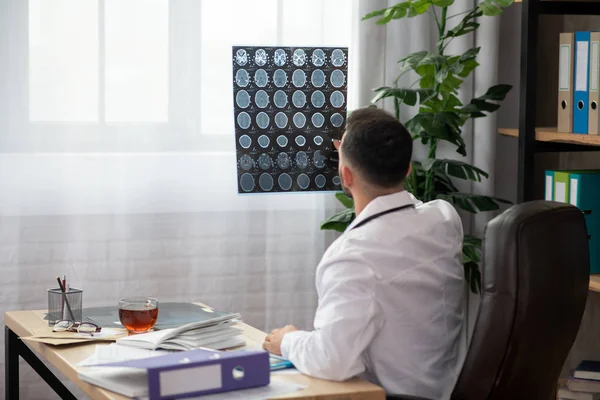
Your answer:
[499,127,600,147]
[590,275,600,292]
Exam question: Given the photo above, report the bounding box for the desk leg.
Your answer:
[5,326,19,399]
[5,326,77,400]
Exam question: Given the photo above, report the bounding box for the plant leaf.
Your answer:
[478,84,512,101]
[422,159,489,182]
[335,192,354,208]
[437,192,511,213]
[408,0,432,17]
[372,87,436,106]
[463,260,481,294]
[320,207,355,232]
[406,112,467,156]
[460,84,512,117]
[478,0,514,16]
[362,7,388,21]
[432,0,454,6]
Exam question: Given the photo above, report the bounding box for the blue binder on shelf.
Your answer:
[569,171,600,274]
[545,170,554,200]
[574,31,591,134]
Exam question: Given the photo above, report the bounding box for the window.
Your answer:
[29,0,168,123]
[10,0,352,152]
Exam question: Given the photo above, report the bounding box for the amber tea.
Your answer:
[118,297,158,333]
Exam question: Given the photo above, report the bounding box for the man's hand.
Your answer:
[262,325,298,356]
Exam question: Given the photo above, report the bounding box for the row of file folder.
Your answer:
[545,169,600,273]
[558,32,600,134]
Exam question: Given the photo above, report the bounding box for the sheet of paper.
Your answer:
[77,343,173,367]
[137,381,305,400]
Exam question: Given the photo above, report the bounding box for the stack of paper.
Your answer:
[116,315,245,351]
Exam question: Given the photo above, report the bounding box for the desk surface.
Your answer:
[4,308,385,400]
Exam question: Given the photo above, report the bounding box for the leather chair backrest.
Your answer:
[452,201,590,400]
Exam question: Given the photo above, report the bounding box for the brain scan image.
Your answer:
[258,153,273,170]
[275,112,288,129]
[293,112,306,128]
[331,49,346,67]
[235,90,250,109]
[295,151,309,169]
[273,69,288,88]
[297,173,310,189]
[295,135,306,147]
[312,49,326,67]
[276,135,288,147]
[330,70,345,88]
[293,49,307,66]
[235,69,250,87]
[258,135,270,148]
[315,174,326,188]
[278,173,293,190]
[233,46,347,193]
[292,69,306,88]
[292,90,306,108]
[312,113,325,128]
[239,154,254,171]
[311,91,326,108]
[237,112,251,129]
[274,90,288,108]
[330,91,345,108]
[255,90,269,109]
[254,69,269,88]
[311,70,326,88]
[313,150,326,168]
[235,49,248,66]
[274,49,287,66]
[277,152,290,169]
[254,49,268,66]
[239,134,252,149]
[256,112,270,129]
[259,173,274,191]
[240,173,255,192]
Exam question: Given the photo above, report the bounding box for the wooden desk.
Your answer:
[4,309,385,400]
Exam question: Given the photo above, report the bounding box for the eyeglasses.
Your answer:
[53,320,101,336]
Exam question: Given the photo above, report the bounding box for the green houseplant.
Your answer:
[320,0,513,294]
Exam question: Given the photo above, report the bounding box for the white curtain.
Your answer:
[0,1,351,398]
[0,0,501,398]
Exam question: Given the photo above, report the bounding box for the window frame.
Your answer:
[4,0,232,153]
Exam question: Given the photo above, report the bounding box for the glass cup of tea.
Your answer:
[118,297,159,333]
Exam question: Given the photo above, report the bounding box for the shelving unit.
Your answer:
[508,1,600,291]
[516,1,600,202]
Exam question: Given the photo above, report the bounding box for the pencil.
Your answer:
[56,276,75,321]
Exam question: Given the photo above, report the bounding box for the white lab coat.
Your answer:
[281,191,466,399]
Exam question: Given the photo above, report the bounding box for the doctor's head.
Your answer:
[336,107,412,200]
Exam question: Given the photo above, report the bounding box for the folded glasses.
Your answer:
[53,320,101,336]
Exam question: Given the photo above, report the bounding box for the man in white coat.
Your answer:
[263,107,466,400]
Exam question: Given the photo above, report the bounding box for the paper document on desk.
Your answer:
[137,381,306,400]
[21,327,127,346]
[116,319,245,351]
[77,343,174,367]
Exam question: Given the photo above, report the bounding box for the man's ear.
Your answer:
[406,162,413,177]
[340,165,354,187]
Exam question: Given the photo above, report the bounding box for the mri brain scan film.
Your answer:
[233,46,348,194]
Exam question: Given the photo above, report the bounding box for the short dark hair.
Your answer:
[341,107,412,188]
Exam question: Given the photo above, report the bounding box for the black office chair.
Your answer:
[387,201,590,400]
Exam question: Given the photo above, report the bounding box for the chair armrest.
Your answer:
[386,395,435,400]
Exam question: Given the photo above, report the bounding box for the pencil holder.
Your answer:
[47,288,83,325]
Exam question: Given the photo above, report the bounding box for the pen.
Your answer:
[56,276,75,321]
